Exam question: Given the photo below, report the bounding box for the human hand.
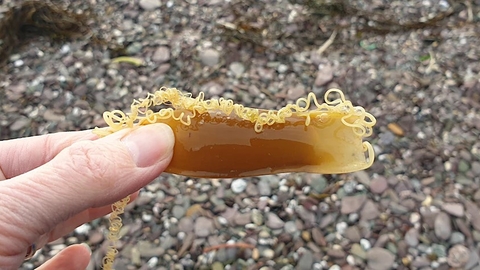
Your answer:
[0,124,175,270]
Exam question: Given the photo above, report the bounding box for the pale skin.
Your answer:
[0,124,175,270]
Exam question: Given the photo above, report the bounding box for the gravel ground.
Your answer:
[1,0,480,269]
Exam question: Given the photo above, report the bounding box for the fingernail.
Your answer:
[122,124,175,167]
[81,243,92,255]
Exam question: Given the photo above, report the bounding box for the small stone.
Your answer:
[234,212,251,226]
[246,183,259,196]
[201,81,224,96]
[136,241,165,257]
[178,217,193,233]
[314,63,333,87]
[152,46,170,63]
[411,257,430,268]
[431,243,447,258]
[442,203,464,217]
[327,248,346,258]
[251,209,263,226]
[126,42,143,55]
[277,64,288,73]
[405,228,419,247]
[229,62,245,78]
[258,179,272,196]
[369,176,388,194]
[366,248,395,270]
[194,217,214,237]
[449,232,465,244]
[231,179,247,193]
[284,221,297,234]
[344,226,362,242]
[10,116,30,131]
[351,243,367,259]
[360,200,380,220]
[353,171,371,186]
[88,231,104,245]
[287,84,306,100]
[447,245,470,268]
[172,205,186,219]
[434,212,452,240]
[466,201,480,231]
[211,262,224,270]
[262,249,275,259]
[471,161,480,176]
[266,212,285,229]
[457,160,470,173]
[199,48,220,66]
[341,194,367,214]
[310,176,327,193]
[139,0,161,10]
[192,193,208,203]
[360,239,372,250]
[312,228,326,246]
[296,249,313,270]
[335,222,347,235]
[301,231,311,242]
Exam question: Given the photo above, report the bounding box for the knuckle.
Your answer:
[68,141,109,178]
[59,141,133,191]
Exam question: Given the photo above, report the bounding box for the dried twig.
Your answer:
[316,29,337,55]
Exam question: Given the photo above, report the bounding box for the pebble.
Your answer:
[199,48,220,66]
[234,212,251,226]
[229,62,245,78]
[310,176,327,193]
[194,217,214,237]
[360,239,372,250]
[434,212,452,240]
[139,0,161,10]
[266,212,285,229]
[404,228,419,247]
[360,199,380,220]
[258,178,272,196]
[284,221,297,235]
[366,248,395,270]
[466,201,480,231]
[369,176,388,194]
[287,84,306,100]
[472,161,480,176]
[312,227,327,246]
[296,249,313,270]
[447,245,470,268]
[262,248,275,259]
[126,42,143,55]
[350,243,367,259]
[314,63,333,87]
[341,194,367,214]
[202,81,224,96]
[457,159,470,173]
[442,203,464,217]
[152,46,171,63]
[88,231,104,245]
[211,261,223,270]
[251,209,263,226]
[10,116,30,131]
[344,226,362,242]
[449,231,465,244]
[231,179,247,193]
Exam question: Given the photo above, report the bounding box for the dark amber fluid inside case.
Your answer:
[149,110,370,178]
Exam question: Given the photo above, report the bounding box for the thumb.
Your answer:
[3,123,174,242]
[36,244,91,270]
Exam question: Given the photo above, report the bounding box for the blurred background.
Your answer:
[1,0,480,269]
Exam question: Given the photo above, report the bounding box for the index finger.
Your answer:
[0,130,98,180]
